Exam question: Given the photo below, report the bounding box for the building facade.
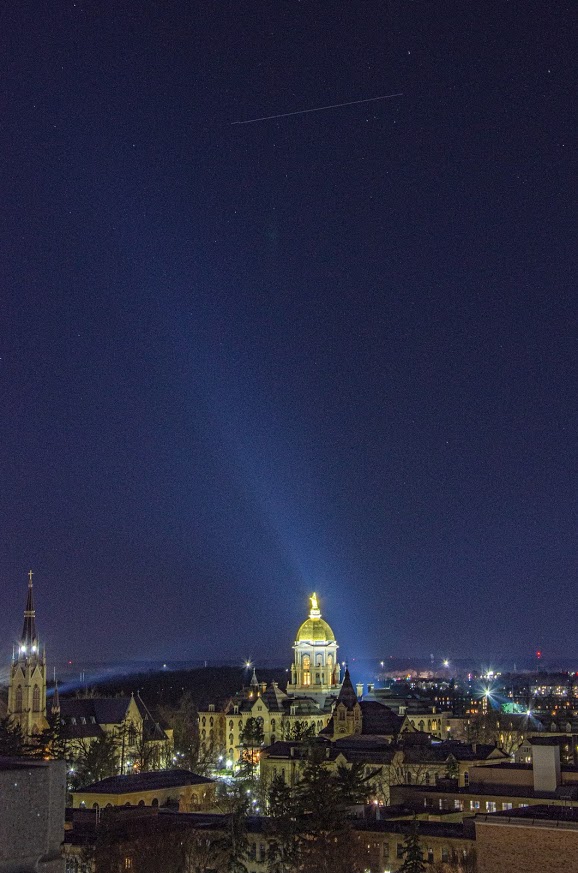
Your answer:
[286,593,341,696]
[198,594,340,763]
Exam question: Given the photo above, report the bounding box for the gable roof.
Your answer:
[60,698,132,724]
[359,701,405,736]
[74,769,214,795]
[336,670,358,710]
[260,683,288,713]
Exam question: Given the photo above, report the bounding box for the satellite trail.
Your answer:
[231,92,403,125]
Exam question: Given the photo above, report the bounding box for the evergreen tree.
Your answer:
[265,775,301,873]
[266,743,364,873]
[238,717,264,782]
[36,711,69,761]
[399,820,426,873]
[0,717,27,756]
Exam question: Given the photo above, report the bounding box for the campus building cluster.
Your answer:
[3,578,578,872]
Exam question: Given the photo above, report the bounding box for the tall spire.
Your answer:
[336,668,358,710]
[21,569,38,648]
[51,680,60,715]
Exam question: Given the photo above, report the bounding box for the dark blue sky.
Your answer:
[0,1,575,665]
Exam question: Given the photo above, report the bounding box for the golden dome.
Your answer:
[296,616,336,642]
[295,593,336,642]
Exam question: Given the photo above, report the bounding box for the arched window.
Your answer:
[128,724,137,745]
[32,685,40,712]
[15,685,23,712]
[302,655,310,669]
[151,798,159,808]
[92,802,99,810]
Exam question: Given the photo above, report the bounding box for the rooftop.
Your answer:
[73,769,214,795]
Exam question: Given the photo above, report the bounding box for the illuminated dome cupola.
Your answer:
[287,593,340,696]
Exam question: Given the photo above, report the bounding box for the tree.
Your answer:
[265,776,301,873]
[265,743,364,873]
[0,717,27,756]
[72,732,119,788]
[182,829,232,873]
[284,720,316,742]
[430,849,477,873]
[465,711,523,755]
[334,761,378,805]
[214,786,250,872]
[239,717,264,781]
[398,820,426,873]
[36,712,70,761]
[159,690,198,770]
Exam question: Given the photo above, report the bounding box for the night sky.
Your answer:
[0,2,575,666]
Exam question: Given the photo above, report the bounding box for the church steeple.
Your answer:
[21,569,38,650]
[8,571,48,737]
[51,680,60,716]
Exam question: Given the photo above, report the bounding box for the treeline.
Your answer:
[87,665,288,708]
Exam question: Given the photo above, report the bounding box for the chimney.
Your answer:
[367,683,375,694]
[531,738,561,793]
[356,683,364,699]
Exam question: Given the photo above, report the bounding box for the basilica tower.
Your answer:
[7,571,48,736]
[287,593,341,697]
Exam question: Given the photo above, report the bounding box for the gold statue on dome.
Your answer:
[309,592,320,617]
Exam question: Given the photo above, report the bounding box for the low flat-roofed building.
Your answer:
[63,805,475,873]
[71,768,216,812]
[475,805,578,873]
[391,751,578,819]
[0,756,66,873]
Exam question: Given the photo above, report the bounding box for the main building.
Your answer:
[198,594,341,763]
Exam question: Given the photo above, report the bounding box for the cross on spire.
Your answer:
[21,570,38,648]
